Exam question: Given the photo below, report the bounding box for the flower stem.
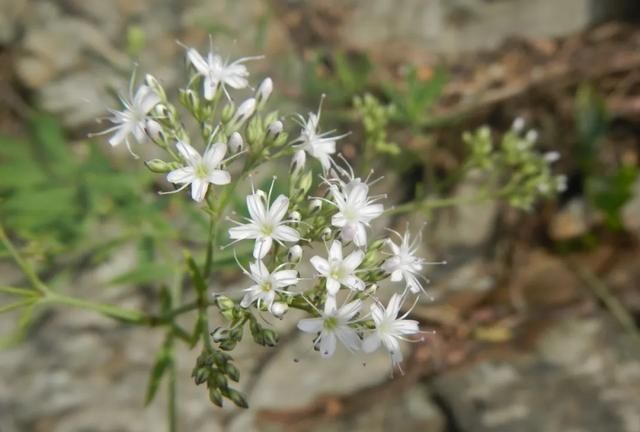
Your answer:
[0,225,51,296]
[43,293,148,323]
[386,189,506,216]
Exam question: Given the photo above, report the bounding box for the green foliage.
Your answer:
[353,93,400,160]
[587,166,638,229]
[575,85,638,230]
[0,114,161,257]
[575,84,608,172]
[302,50,372,106]
[383,66,447,127]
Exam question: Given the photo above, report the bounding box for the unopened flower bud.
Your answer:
[215,295,235,311]
[309,198,322,213]
[228,132,244,154]
[525,129,538,144]
[287,245,303,263]
[145,119,165,143]
[194,368,209,385]
[255,189,267,203]
[265,120,283,144]
[144,159,172,173]
[270,302,288,318]
[321,227,332,241]
[209,387,223,407]
[289,211,301,224]
[229,98,256,130]
[512,117,525,132]
[544,151,560,163]
[186,89,199,111]
[224,363,240,382]
[291,150,306,175]
[221,102,235,123]
[211,327,230,342]
[226,388,249,409]
[255,77,273,109]
[261,329,279,347]
[145,74,166,101]
[154,104,169,119]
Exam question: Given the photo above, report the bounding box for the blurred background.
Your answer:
[1,0,640,431]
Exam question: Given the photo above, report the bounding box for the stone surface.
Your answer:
[432,315,640,432]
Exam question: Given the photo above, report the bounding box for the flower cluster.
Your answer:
[96,40,435,408]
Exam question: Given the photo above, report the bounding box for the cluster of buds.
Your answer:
[97,41,443,407]
[463,119,566,210]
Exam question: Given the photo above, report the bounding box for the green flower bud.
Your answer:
[224,363,240,382]
[208,387,224,407]
[226,388,249,409]
[144,159,172,173]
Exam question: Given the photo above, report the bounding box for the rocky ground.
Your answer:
[1,1,640,431]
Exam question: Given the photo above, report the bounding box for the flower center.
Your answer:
[329,262,345,280]
[260,282,272,293]
[195,163,209,179]
[261,223,274,236]
[323,316,338,331]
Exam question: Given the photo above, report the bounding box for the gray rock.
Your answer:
[432,316,640,432]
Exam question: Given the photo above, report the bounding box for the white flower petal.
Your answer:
[310,256,330,276]
[208,169,231,185]
[268,195,290,223]
[167,167,195,184]
[191,178,208,202]
[253,236,273,259]
[319,332,337,358]
[204,142,227,168]
[228,224,260,240]
[342,250,364,272]
[297,318,323,333]
[273,225,300,243]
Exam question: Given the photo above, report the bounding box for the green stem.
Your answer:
[0,286,39,297]
[167,336,177,432]
[43,293,147,324]
[0,298,35,314]
[0,226,51,295]
[387,189,506,216]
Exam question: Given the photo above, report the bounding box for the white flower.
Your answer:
[228,185,300,259]
[95,83,160,158]
[310,240,365,295]
[239,260,298,312]
[329,177,384,248]
[186,46,261,100]
[362,293,419,367]
[166,141,231,202]
[297,297,362,358]
[292,99,346,171]
[381,229,427,294]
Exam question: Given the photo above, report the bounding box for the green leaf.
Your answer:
[587,165,638,229]
[144,336,174,405]
[575,84,608,172]
[0,303,36,349]
[186,255,207,300]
